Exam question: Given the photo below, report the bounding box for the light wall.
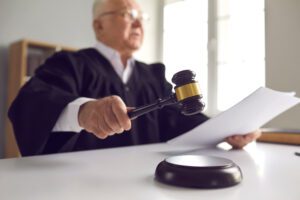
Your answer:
[0,0,162,158]
[264,0,300,129]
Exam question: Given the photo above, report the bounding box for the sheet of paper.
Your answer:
[168,87,300,147]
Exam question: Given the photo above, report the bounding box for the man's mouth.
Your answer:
[131,33,140,37]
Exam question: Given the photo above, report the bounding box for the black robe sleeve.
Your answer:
[8,51,84,156]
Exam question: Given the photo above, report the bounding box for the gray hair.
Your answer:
[93,0,107,19]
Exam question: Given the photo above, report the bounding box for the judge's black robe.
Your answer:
[8,48,208,156]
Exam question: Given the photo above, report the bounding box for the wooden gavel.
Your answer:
[128,70,205,119]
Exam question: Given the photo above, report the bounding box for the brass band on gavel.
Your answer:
[175,82,201,101]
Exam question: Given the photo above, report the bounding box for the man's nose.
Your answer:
[132,18,143,28]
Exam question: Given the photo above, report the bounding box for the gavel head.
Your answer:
[172,70,205,115]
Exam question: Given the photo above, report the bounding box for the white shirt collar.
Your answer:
[94,41,135,84]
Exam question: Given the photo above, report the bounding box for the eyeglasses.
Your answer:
[98,9,150,23]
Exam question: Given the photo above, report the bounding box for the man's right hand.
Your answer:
[78,96,131,139]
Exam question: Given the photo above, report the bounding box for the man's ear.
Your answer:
[93,19,103,34]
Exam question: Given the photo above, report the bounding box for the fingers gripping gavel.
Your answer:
[78,70,204,139]
[78,95,131,139]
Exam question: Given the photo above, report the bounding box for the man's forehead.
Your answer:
[105,0,140,10]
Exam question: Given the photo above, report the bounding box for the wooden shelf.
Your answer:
[5,39,77,158]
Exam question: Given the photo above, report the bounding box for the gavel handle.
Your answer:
[128,94,177,120]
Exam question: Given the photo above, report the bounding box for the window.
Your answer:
[163,0,265,115]
[163,0,208,105]
[216,0,265,111]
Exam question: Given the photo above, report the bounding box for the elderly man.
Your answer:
[8,0,261,156]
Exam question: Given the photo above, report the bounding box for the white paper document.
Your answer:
[168,87,300,147]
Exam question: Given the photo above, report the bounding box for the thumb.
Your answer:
[127,107,136,112]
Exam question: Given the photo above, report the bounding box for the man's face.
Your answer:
[94,0,144,56]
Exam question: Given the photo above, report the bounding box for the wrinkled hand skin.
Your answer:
[78,96,131,139]
[226,130,262,149]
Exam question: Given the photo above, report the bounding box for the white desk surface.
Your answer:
[0,142,299,200]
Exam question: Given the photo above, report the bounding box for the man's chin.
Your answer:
[128,44,142,51]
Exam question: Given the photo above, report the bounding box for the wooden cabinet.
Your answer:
[5,39,76,158]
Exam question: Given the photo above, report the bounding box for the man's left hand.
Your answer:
[225,130,262,149]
